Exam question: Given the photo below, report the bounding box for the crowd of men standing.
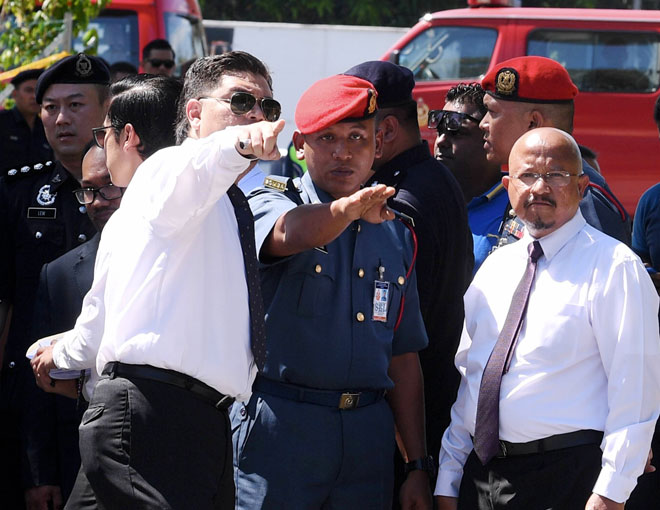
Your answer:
[0,40,658,510]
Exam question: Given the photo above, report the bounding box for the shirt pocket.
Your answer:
[285,252,336,318]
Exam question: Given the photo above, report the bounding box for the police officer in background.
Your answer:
[0,53,108,509]
[0,69,53,173]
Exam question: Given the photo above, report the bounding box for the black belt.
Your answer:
[494,429,603,458]
[253,375,385,410]
[102,362,234,411]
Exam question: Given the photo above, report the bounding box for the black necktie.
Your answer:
[226,184,267,371]
[473,240,544,465]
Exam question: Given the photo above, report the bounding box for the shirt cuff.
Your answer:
[51,330,86,370]
[433,469,463,497]
[592,465,637,504]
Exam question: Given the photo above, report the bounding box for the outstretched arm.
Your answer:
[262,184,395,258]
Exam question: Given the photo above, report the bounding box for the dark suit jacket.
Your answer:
[21,233,99,500]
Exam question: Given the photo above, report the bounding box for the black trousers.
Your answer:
[66,375,234,510]
[458,444,602,510]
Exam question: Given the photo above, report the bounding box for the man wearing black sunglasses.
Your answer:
[141,38,176,77]
[432,83,506,275]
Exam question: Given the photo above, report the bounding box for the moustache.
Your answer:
[525,194,556,208]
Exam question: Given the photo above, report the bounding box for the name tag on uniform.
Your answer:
[27,207,57,219]
[372,280,390,322]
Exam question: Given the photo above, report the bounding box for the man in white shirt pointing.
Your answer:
[435,128,660,510]
[31,52,283,509]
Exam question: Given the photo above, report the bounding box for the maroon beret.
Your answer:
[481,56,578,104]
[295,75,378,134]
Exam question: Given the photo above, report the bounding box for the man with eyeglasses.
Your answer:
[20,145,122,510]
[141,38,176,77]
[31,58,282,509]
[0,53,107,510]
[435,127,660,510]
[343,61,473,506]
[479,56,631,249]
[431,83,507,274]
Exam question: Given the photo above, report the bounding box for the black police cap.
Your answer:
[36,53,110,104]
[343,61,415,108]
[11,69,44,88]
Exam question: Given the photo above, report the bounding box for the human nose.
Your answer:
[55,108,71,125]
[435,131,450,151]
[247,100,266,122]
[332,140,351,160]
[528,174,552,193]
[479,114,489,133]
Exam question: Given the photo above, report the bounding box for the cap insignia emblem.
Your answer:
[496,68,517,96]
[367,89,377,114]
[75,54,93,77]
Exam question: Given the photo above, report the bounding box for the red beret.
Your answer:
[481,56,578,104]
[295,75,378,134]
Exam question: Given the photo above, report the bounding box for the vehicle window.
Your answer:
[73,10,140,68]
[528,30,660,93]
[397,26,497,81]
[165,13,206,74]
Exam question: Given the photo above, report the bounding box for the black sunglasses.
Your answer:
[427,110,481,133]
[199,92,282,122]
[73,184,125,205]
[92,126,113,149]
[147,58,175,69]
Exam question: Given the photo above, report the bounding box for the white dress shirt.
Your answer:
[52,128,258,402]
[435,210,660,503]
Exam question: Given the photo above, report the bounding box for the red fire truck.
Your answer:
[382,0,660,213]
[76,0,206,74]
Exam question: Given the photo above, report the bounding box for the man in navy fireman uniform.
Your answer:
[232,75,433,509]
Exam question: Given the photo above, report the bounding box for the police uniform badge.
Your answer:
[75,54,93,77]
[36,184,57,206]
[496,68,518,97]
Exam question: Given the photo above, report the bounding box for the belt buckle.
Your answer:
[338,392,360,410]
[498,440,508,458]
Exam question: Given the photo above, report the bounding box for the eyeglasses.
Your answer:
[146,58,175,69]
[428,110,481,134]
[92,126,113,149]
[73,184,125,205]
[512,171,585,188]
[199,92,282,122]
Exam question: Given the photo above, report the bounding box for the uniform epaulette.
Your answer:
[5,160,54,180]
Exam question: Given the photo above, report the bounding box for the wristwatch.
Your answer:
[403,455,436,478]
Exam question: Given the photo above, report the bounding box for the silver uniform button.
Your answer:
[8,361,15,369]
[78,234,87,243]
[79,206,87,214]
[35,231,42,239]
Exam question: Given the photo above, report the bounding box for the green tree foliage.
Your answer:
[0,0,110,70]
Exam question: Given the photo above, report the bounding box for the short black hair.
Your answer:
[142,39,175,61]
[108,74,182,159]
[175,51,273,144]
[109,61,137,82]
[445,83,487,117]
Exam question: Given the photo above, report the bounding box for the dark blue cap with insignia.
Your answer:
[36,53,110,104]
[343,60,415,108]
[11,68,43,88]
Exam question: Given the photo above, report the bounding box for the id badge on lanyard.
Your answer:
[372,264,389,322]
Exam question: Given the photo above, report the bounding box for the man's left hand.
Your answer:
[30,345,58,392]
[584,493,624,510]
[399,470,432,510]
